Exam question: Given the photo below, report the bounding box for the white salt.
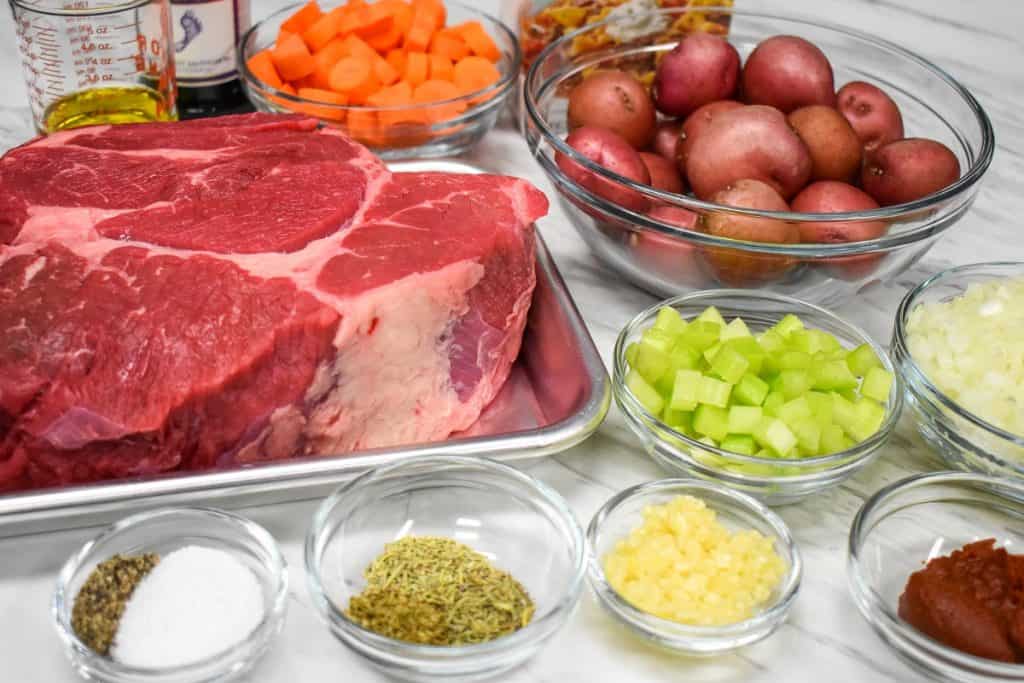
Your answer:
[112,545,265,669]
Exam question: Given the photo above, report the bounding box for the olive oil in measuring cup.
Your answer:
[11,0,178,133]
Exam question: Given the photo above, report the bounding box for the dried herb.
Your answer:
[346,536,535,646]
[71,553,160,655]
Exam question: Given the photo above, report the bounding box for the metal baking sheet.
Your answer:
[0,160,610,536]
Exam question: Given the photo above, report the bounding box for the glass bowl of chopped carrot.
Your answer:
[240,0,519,159]
[587,478,801,655]
[305,455,587,682]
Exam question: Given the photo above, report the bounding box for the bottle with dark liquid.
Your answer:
[170,0,254,118]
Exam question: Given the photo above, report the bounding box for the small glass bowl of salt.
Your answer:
[53,506,289,683]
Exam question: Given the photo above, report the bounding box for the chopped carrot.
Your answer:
[369,80,421,127]
[246,49,283,89]
[429,29,469,62]
[309,36,349,88]
[453,55,500,97]
[380,0,413,34]
[403,51,428,86]
[386,48,408,75]
[279,82,297,95]
[280,0,322,34]
[301,6,345,52]
[347,108,382,144]
[365,16,404,52]
[338,3,391,38]
[342,34,398,85]
[328,55,379,103]
[276,29,297,48]
[413,78,465,122]
[427,53,453,82]
[296,87,348,121]
[271,32,316,81]
[453,20,500,62]
[412,0,445,32]
[403,0,442,54]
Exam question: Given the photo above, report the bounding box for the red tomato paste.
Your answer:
[899,539,1024,663]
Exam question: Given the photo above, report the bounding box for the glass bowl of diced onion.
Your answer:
[239,1,519,159]
[613,290,903,506]
[891,262,1024,478]
[587,478,801,655]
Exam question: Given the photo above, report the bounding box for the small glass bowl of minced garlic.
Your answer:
[53,507,288,683]
[586,478,802,655]
[305,455,588,682]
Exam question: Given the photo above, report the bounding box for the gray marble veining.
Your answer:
[0,1,1022,681]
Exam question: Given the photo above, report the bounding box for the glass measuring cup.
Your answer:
[11,0,178,133]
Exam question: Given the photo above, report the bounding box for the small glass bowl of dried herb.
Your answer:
[53,506,289,683]
[587,478,802,656]
[305,455,587,682]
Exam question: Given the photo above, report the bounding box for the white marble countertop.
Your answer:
[1,1,1023,681]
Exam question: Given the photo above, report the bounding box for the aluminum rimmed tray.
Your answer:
[0,160,610,536]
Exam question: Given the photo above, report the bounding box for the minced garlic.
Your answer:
[603,495,785,626]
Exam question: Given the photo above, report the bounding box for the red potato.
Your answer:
[567,70,657,149]
[787,105,863,182]
[675,100,743,172]
[792,180,887,280]
[701,179,800,285]
[861,138,961,206]
[651,120,683,162]
[653,33,741,118]
[640,152,685,194]
[686,105,813,200]
[741,35,837,113]
[631,206,705,286]
[837,81,905,152]
[556,126,651,213]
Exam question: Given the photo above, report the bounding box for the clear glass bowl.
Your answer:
[240,1,519,159]
[892,262,1024,478]
[523,7,995,307]
[587,478,801,655]
[304,455,586,682]
[53,507,288,683]
[613,290,902,505]
[848,471,1024,682]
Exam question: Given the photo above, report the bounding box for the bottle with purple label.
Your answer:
[171,0,252,117]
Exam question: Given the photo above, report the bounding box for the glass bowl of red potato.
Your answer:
[241,0,518,159]
[523,7,995,305]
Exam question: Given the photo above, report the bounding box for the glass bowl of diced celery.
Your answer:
[613,290,903,505]
[892,262,1024,479]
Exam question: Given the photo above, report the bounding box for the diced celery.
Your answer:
[653,306,688,337]
[790,417,822,453]
[805,391,834,424]
[728,405,763,434]
[773,313,804,339]
[722,337,766,374]
[703,342,722,364]
[777,396,813,427]
[680,321,721,351]
[763,391,785,417]
[670,343,702,371]
[846,343,882,377]
[832,393,859,439]
[696,306,727,328]
[721,434,757,455]
[626,369,664,416]
[710,346,750,385]
[693,404,730,442]
[776,369,813,400]
[850,397,886,441]
[697,376,732,408]
[662,407,693,433]
[655,372,675,399]
[734,373,770,406]
[754,417,798,457]
[670,369,702,411]
[690,436,725,469]
[758,330,787,354]
[811,329,842,353]
[787,330,819,355]
[820,424,846,453]
[777,350,812,371]
[641,327,675,352]
[754,448,773,458]
[861,367,894,403]
[634,344,671,385]
[812,360,859,391]
[625,342,640,368]
[721,317,752,341]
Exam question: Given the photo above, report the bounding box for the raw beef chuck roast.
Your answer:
[0,113,548,490]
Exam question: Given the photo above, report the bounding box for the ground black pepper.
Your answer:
[71,553,160,655]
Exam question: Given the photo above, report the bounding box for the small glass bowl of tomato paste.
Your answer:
[848,471,1024,682]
